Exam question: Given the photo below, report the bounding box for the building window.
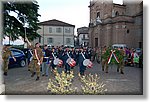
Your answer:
[83,35,85,39]
[97,12,100,18]
[127,29,130,34]
[95,38,98,47]
[56,27,62,33]
[49,27,52,33]
[66,38,71,44]
[47,38,53,44]
[115,11,119,16]
[65,28,71,33]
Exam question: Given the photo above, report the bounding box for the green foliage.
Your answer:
[102,48,124,65]
[3,1,41,41]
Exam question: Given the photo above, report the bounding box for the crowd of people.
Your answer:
[26,42,93,81]
[2,37,143,81]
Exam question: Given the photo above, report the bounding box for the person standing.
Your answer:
[57,46,64,68]
[2,45,16,76]
[63,47,70,74]
[50,48,58,71]
[101,46,108,72]
[91,47,96,62]
[42,45,50,77]
[78,47,88,76]
[117,48,125,74]
[132,49,139,67]
[26,38,43,81]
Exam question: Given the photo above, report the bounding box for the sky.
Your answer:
[3,0,123,45]
[37,0,90,35]
[37,0,123,35]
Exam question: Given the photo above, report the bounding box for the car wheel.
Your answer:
[20,60,26,67]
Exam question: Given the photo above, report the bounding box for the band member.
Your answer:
[69,48,76,69]
[51,48,58,70]
[2,45,16,76]
[78,47,88,76]
[26,37,43,81]
[57,46,64,67]
[87,47,92,60]
[62,47,71,74]
[42,45,50,77]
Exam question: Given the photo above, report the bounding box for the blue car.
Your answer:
[9,48,26,68]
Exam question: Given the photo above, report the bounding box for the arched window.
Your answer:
[115,11,119,16]
[97,12,100,18]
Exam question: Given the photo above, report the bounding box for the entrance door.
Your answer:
[95,38,98,47]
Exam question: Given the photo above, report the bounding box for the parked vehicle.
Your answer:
[135,48,142,55]
[112,44,127,49]
[9,48,26,68]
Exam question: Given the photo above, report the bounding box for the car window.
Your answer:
[11,50,22,56]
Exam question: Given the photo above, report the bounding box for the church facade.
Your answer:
[88,0,143,48]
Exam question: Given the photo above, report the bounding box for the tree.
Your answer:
[3,1,41,41]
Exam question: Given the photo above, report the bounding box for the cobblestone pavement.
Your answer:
[4,62,143,95]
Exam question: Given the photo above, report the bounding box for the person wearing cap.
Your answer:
[2,44,16,76]
[78,47,88,76]
[62,47,71,74]
[50,48,58,71]
[57,46,64,67]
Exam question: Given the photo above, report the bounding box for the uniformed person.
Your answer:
[57,46,64,62]
[50,48,58,71]
[101,46,109,73]
[62,47,71,74]
[26,37,43,81]
[78,47,88,76]
[69,48,76,69]
[87,47,92,60]
[117,48,125,74]
[96,47,101,64]
[2,45,16,76]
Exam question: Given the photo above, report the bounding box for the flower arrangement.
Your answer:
[47,69,77,95]
[79,73,107,95]
[48,68,107,95]
[102,48,124,65]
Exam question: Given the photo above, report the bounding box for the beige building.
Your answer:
[33,19,75,47]
[88,0,143,48]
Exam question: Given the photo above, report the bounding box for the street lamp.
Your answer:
[20,15,28,48]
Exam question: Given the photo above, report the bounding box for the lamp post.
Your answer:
[20,15,27,48]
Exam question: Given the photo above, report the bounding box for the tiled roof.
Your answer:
[38,19,75,27]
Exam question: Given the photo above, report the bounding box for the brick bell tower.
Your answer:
[88,0,113,48]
